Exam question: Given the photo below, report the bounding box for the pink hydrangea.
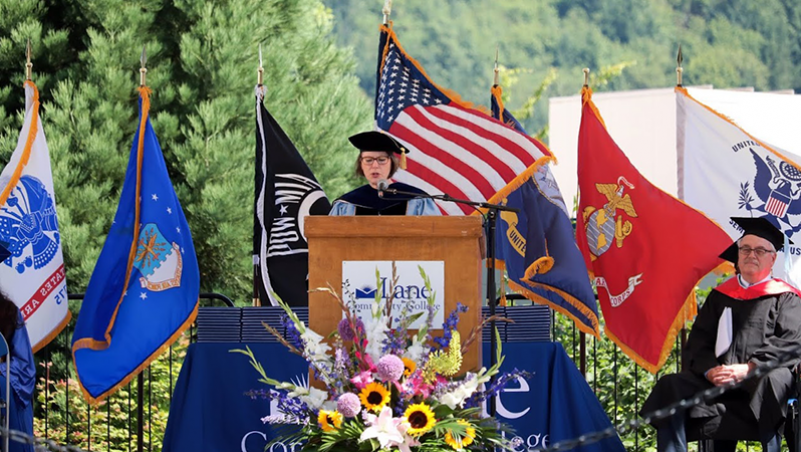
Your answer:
[376,355,405,382]
[337,393,362,418]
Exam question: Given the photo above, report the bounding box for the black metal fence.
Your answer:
[33,293,233,452]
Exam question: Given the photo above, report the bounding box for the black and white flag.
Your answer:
[254,86,331,306]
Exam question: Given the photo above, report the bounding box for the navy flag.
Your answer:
[489,85,600,337]
[254,86,331,307]
[72,87,200,403]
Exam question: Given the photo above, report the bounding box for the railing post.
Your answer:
[137,372,144,452]
[580,331,587,377]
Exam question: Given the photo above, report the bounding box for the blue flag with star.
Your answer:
[72,88,199,403]
[489,86,600,337]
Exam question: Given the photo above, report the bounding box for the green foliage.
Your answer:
[327,0,801,137]
[34,334,189,452]
[0,0,372,304]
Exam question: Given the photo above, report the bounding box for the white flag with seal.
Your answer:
[0,81,70,351]
[677,87,801,286]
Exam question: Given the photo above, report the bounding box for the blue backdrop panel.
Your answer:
[163,342,623,452]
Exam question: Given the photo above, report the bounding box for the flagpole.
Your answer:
[382,0,392,24]
[136,45,146,452]
[583,67,589,88]
[254,46,264,307]
[493,46,499,86]
[258,44,264,87]
[675,45,687,369]
[25,39,32,81]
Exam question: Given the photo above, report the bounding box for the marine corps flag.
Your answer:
[577,87,730,372]
[0,81,70,351]
[254,85,330,307]
[489,85,599,337]
[72,87,199,403]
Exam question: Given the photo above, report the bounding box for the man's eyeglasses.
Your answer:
[361,157,390,166]
[738,246,776,258]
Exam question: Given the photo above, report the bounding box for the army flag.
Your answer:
[254,85,330,307]
[577,87,730,372]
[374,24,552,215]
[0,81,70,351]
[489,85,599,337]
[72,87,199,403]
[677,87,801,285]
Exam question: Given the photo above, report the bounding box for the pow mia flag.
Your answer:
[254,86,331,306]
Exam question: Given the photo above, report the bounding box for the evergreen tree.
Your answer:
[0,0,372,305]
[167,0,371,301]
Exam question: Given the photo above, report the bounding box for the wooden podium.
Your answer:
[306,216,483,373]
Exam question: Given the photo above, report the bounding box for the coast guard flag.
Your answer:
[677,87,801,286]
[72,87,199,403]
[488,85,599,337]
[374,24,551,215]
[0,81,70,351]
[577,88,730,372]
[254,85,330,306]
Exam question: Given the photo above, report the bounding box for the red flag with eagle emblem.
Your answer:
[576,87,731,373]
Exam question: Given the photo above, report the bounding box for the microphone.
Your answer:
[377,179,390,198]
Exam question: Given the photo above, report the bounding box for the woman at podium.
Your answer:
[329,131,440,216]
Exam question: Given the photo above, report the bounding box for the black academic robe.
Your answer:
[641,278,801,440]
[331,182,430,216]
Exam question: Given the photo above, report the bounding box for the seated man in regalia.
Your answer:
[642,217,801,452]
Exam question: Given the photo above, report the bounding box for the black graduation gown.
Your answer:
[641,278,801,439]
[333,182,429,215]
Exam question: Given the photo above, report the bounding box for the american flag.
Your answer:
[375,25,552,215]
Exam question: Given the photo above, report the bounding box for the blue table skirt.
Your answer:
[162,342,624,452]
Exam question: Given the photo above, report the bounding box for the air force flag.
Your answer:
[72,87,199,403]
[0,81,70,351]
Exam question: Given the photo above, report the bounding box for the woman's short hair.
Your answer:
[354,152,400,178]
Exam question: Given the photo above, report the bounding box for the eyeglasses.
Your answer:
[361,156,390,166]
[738,246,776,258]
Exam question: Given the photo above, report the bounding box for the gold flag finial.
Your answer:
[258,43,264,86]
[676,44,683,87]
[25,39,32,81]
[139,45,148,87]
[382,0,392,24]
[583,67,590,88]
[493,45,499,86]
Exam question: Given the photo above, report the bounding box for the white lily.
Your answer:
[299,386,328,410]
[360,406,413,451]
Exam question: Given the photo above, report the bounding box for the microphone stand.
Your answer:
[381,186,517,418]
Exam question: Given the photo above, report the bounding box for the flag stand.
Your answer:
[378,186,518,417]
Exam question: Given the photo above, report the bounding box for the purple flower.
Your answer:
[280,314,303,349]
[337,393,362,418]
[338,318,356,341]
[376,354,405,382]
[434,302,468,349]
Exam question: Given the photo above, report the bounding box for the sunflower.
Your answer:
[317,410,343,432]
[402,357,417,377]
[444,419,476,450]
[403,403,436,436]
[359,382,391,412]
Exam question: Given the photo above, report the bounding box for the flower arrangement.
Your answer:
[235,269,529,452]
